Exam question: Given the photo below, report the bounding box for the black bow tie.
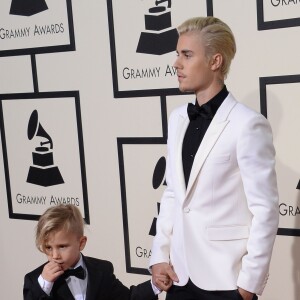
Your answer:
[187,102,214,121]
[61,266,86,280]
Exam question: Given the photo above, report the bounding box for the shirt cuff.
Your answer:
[151,279,162,295]
[38,275,54,296]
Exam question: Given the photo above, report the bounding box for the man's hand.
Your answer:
[151,262,179,291]
[41,261,64,282]
[238,287,255,300]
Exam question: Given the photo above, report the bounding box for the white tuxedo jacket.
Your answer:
[149,93,279,295]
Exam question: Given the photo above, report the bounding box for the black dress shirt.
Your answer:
[182,85,229,187]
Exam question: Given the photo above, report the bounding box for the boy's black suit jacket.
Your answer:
[23,255,158,300]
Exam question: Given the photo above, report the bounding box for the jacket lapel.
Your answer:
[174,110,190,200]
[185,94,237,198]
[84,256,102,300]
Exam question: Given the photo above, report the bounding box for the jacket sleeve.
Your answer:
[129,280,158,300]
[23,273,51,300]
[236,114,279,295]
[100,261,158,300]
[149,110,179,268]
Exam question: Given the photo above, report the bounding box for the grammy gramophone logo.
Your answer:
[26,110,64,187]
[149,156,166,236]
[136,0,178,55]
[10,0,48,16]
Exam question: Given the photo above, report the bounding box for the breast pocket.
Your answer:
[205,153,231,164]
[206,225,249,241]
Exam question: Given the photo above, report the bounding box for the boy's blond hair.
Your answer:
[177,16,236,79]
[35,204,85,252]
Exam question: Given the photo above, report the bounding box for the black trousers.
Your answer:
[166,280,258,300]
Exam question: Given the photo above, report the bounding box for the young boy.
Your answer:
[23,204,161,300]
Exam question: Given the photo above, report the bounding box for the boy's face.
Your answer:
[44,229,87,270]
[173,31,216,95]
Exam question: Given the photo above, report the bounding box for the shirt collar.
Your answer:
[73,253,86,270]
[195,85,228,117]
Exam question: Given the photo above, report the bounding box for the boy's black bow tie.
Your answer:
[187,102,214,121]
[61,266,86,280]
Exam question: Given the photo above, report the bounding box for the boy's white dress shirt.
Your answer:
[38,254,88,300]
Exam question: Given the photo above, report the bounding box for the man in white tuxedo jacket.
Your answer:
[149,16,279,300]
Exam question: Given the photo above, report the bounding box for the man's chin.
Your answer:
[178,86,186,92]
[179,86,193,93]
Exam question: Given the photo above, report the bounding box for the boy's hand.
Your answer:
[41,261,64,282]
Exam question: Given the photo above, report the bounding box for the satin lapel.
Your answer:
[185,95,237,198]
[174,113,190,200]
[85,257,102,300]
[185,120,229,197]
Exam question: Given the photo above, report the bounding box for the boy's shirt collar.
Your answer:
[73,253,84,269]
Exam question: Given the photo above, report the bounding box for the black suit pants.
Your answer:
[166,280,258,300]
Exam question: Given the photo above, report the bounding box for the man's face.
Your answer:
[173,31,214,95]
[44,229,86,270]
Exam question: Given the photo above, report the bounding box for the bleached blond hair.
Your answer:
[178,16,236,78]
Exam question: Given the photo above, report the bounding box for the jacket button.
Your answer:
[183,207,190,213]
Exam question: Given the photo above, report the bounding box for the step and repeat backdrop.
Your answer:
[0,0,299,299]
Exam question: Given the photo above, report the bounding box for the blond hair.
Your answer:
[177,16,236,78]
[35,204,85,252]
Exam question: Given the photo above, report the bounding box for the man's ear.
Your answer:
[79,236,87,251]
[210,53,223,71]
